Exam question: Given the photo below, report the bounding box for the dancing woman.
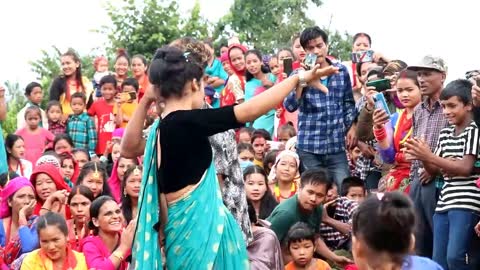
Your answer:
[129,41,338,269]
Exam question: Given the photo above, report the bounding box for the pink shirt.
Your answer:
[15,128,54,165]
[81,235,130,270]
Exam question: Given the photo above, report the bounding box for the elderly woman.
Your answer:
[0,177,39,268]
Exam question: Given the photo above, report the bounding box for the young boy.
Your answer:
[17,82,48,130]
[46,101,65,136]
[406,79,480,269]
[267,169,352,265]
[88,75,117,156]
[66,92,97,157]
[341,176,366,203]
[285,222,331,270]
[114,78,138,128]
[319,180,359,251]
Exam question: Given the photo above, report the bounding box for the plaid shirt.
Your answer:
[410,98,448,183]
[66,112,97,156]
[48,120,66,136]
[284,60,357,155]
[319,197,358,250]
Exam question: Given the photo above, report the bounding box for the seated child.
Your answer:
[285,222,331,270]
[319,179,361,251]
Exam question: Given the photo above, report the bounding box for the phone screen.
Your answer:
[283,58,293,75]
[129,92,137,101]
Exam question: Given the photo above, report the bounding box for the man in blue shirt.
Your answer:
[284,26,357,187]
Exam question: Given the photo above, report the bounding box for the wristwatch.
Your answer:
[298,69,308,88]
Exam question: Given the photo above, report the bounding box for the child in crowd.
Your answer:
[204,39,228,108]
[238,127,254,144]
[72,148,90,170]
[100,140,121,175]
[58,151,79,188]
[263,150,279,176]
[278,123,297,144]
[341,177,366,203]
[285,222,331,270]
[251,129,271,168]
[406,79,480,269]
[268,56,280,78]
[114,78,139,128]
[88,75,117,156]
[15,106,54,165]
[237,143,255,171]
[66,92,97,158]
[17,82,48,130]
[76,161,112,199]
[46,101,66,136]
[92,56,111,98]
[319,178,360,251]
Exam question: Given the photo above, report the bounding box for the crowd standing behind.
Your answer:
[0,24,479,270]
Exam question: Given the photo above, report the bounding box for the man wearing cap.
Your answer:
[406,55,448,258]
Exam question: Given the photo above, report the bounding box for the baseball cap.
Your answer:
[407,55,447,73]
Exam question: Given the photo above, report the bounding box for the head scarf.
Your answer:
[285,136,297,152]
[268,150,300,183]
[58,152,79,186]
[220,52,229,63]
[227,44,247,89]
[108,157,140,203]
[0,177,34,218]
[35,155,61,169]
[112,128,125,140]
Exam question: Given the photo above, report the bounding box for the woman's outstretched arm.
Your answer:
[234,65,338,123]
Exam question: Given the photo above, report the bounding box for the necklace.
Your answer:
[274,182,296,201]
[73,219,82,249]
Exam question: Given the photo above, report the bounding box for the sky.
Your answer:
[0,0,478,90]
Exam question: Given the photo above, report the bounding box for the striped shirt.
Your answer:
[435,121,480,213]
[319,197,358,249]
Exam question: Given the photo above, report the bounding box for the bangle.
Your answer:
[373,127,387,141]
[41,207,51,212]
[112,250,124,261]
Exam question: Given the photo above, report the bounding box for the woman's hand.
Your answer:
[120,219,136,250]
[372,109,389,129]
[303,65,339,94]
[143,85,158,105]
[365,88,378,109]
[472,84,480,107]
[19,199,36,226]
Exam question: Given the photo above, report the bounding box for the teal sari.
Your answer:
[133,120,249,270]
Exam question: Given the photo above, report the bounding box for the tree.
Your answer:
[216,0,352,59]
[215,0,323,53]
[3,81,25,136]
[100,0,211,60]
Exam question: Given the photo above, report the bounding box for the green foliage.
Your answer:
[327,30,353,62]
[100,0,211,60]
[215,0,323,53]
[3,81,25,136]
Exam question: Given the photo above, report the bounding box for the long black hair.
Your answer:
[243,165,278,219]
[245,49,270,82]
[76,161,113,198]
[121,165,143,224]
[88,195,116,235]
[5,134,23,161]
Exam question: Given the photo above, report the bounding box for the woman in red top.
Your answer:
[131,54,150,101]
[220,44,247,107]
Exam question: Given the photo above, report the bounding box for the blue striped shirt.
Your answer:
[284,61,356,155]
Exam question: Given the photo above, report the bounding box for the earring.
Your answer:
[123,189,127,197]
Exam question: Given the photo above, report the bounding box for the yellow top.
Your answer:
[60,76,94,116]
[21,248,88,270]
[113,101,138,128]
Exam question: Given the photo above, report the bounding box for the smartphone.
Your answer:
[366,78,391,92]
[283,57,293,76]
[351,50,374,63]
[128,91,137,101]
[304,53,317,70]
[476,78,480,87]
[373,92,391,115]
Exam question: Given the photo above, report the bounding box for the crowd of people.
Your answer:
[0,24,479,270]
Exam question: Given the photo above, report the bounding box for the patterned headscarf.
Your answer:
[268,150,300,183]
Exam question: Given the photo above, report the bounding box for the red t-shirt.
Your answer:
[88,99,115,155]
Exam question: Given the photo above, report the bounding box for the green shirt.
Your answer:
[266,194,323,243]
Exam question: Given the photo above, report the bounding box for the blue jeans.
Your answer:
[432,210,480,270]
[297,150,350,187]
[409,179,439,258]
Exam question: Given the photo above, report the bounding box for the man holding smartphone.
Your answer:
[284,26,357,190]
[406,55,448,258]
